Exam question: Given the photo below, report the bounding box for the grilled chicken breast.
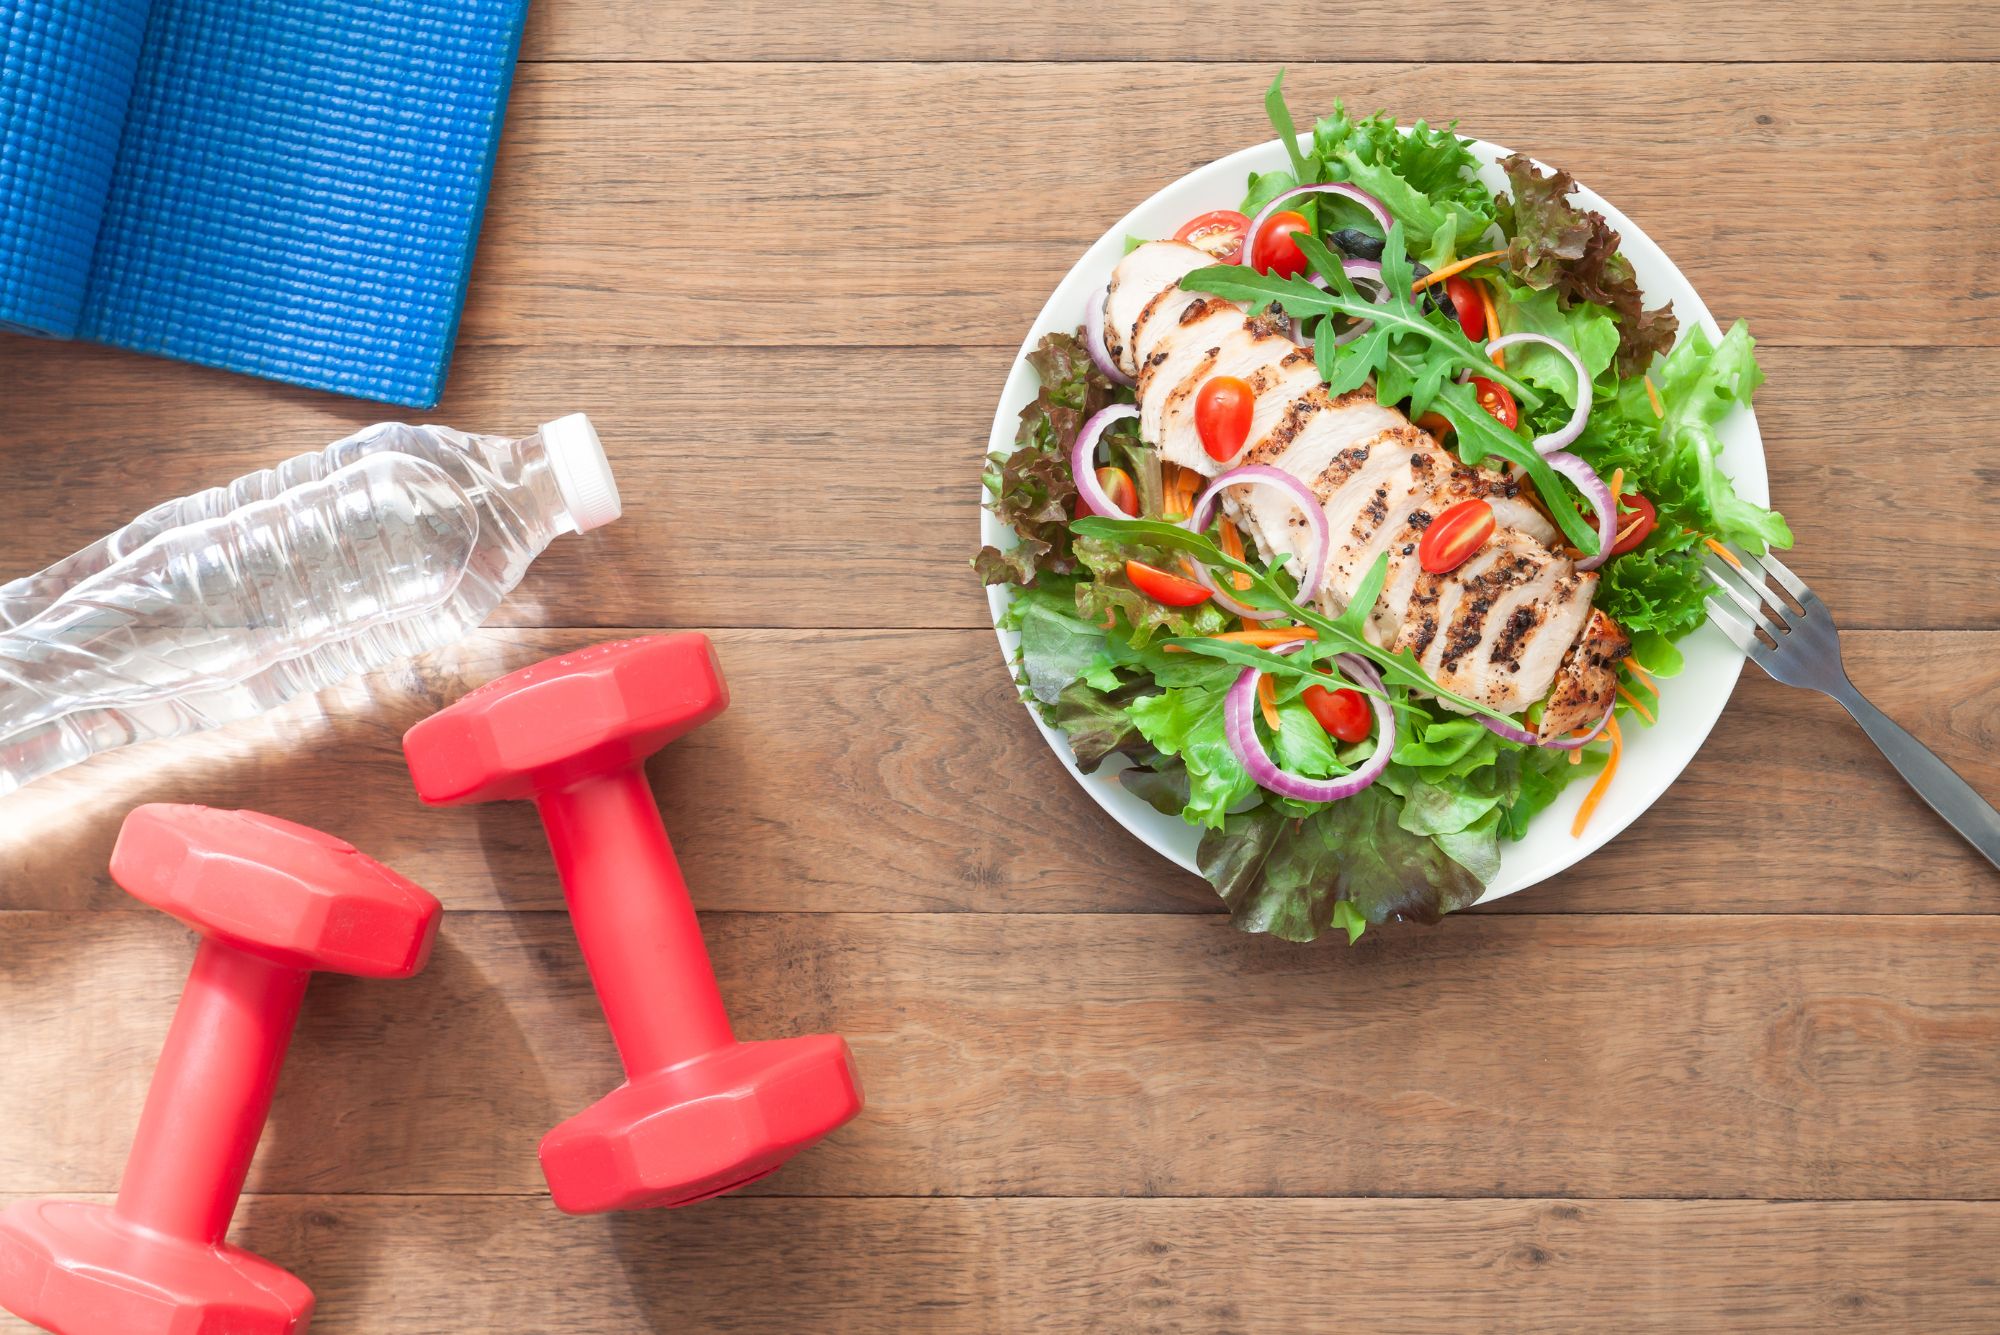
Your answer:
[1105,239,1627,722]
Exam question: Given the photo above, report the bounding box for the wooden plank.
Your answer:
[523,0,2000,64]
[2,912,1998,1201]
[1,628,1993,915]
[1,341,1992,633]
[454,63,2000,350]
[6,1194,1997,1333]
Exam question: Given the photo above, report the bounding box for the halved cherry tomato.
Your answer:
[1195,375,1255,462]
[1470,376,1518,429]
[1445,275,1485,341]
[1124,559,1212,607]
[1608,491,1657,557]
[1418,497,1496,575]
[1302,684,1372,743]
[1076,465,1138,519]
[1174,209,1250,265]
[1251,210,1312,279]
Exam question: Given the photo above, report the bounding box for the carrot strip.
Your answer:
[1095,610,1116,630]
[1208,627,1318,646]
[1702,536,1742,569]
[1614,513,1647,548]
[1409,249,1508,293]
[1218,518,1253,591]
[1257,673,1281,731]
[1644,375,1664,420]
[1616,684,1656,725]
[1478,279,1505,369]
[1624,660,1656,691]
[1570,714,1623,837]
[1608,468,1625,508]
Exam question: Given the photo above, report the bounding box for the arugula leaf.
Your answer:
[1430,379,1601,553]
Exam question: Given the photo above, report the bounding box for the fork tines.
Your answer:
[1699,541,1819,654]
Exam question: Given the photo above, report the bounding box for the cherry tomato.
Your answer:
[1076,466,1138,519]
[1251,210,1312,279]
[1302,684,1372,743]
[1413,410,1454,440]
[1470,376,1519,429]
[1608,491,1657,557]
[1125,559,1212,607]
[1194,376,1255,462]
[1445,275,1485,341]
[1418,497,1496,575]
[1174,209,1250,264]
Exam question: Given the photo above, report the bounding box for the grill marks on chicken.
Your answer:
[1104,239,1627,721]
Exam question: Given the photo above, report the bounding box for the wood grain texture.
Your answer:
[3,912,1999,1202]
[8,1194,1999,1334]
[455,63,2000,351]
[2,341,1995,632]
[524,0,2000,63]
[0,629,1993,917]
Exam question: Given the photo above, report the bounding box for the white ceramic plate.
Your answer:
[982,134,1766,904]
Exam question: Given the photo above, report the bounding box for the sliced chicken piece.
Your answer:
[1131,282,1214,370]
[1137,301,1259,467]
[1538,608,1630,740]
[1104,241,1214,378]
[1154,324,1303,471]
[1243,388,1405,480]
[1409,530,1595,714]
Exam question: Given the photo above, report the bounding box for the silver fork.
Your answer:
[1702,543,2000,871]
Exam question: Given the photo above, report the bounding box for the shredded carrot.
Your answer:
[1162,626,1318,652]
[1624,659,1656,691]
[1568,748,1583,766]
[1613,512,1647,548]
[1096,609,1116,630]
[1257,673,1281,731]
[1478,279,1505,369]
[1615,684,1656,724]
[1218,518,1253,591]
[1409,249,1508,293]
[1570,714,1623,837]
[1644,375,1664,420]
[1702,536,1741,569]
[1608,468,1625,508]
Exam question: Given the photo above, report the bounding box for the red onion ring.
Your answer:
[1543,448,1618,572]
[1188,464,1330,605]
[1485,332,1589,452]
[1244,183,1392,275]
[1225,647,1395,802]
[1478,701,1614,751]
[1083,282,1136,388]
[1069,405,1140,518]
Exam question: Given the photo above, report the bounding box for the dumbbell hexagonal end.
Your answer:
[111,805,441,978]
[404,634,729,806]
[540,1034,863,1213]
[0,1199,312,1335]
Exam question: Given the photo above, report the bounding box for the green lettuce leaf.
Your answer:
[1128,682,1259,828]
[1491,277,1619,408]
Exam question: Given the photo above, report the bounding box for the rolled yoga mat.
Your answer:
[0,0,531,407]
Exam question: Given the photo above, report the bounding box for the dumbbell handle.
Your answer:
[536,764,734,1076]
[114,940,306,1245]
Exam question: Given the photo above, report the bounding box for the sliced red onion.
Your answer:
[1188,464,1330,603]
[1486,332,1589,452]
[1069,405,1140,518]
[1225,648,1395,802]
[1479,701,1614,751]
[1244,183,1392,276]
[1083,282,1136,388]
[1543,448,1618,572]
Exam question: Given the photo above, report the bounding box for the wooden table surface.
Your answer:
[4,3,1998,1330]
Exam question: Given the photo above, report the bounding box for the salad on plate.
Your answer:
[976,76,1790,942]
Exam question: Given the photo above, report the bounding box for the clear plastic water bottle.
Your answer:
[0,414,620,796]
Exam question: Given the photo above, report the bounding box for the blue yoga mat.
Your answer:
[0,0,530,407]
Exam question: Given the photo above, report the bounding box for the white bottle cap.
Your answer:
[539,413,622,534]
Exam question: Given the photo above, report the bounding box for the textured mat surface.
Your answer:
[0,0,529,406]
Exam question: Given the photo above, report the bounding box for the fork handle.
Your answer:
[1833,686,2000,872]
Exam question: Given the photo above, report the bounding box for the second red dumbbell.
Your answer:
[403,634,862,1213]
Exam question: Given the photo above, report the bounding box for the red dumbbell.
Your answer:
[402,634,862,1213]
[0,806,440,1335]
